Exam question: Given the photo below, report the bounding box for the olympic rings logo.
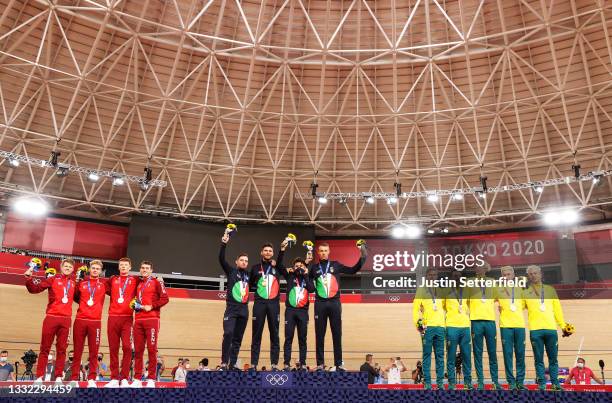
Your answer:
[388,296,400,302]
[265,374,289,386]
[218,292,227,299]
[573,290,586,298]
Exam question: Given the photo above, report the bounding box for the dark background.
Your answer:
[127,215,316,277]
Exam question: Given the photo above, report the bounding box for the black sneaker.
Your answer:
[315,365,325,372]
[335,366,346,372]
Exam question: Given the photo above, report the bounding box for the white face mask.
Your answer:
[48,355,53,361]
[0,357,7,363]
[577,362,584,368]
[185,363,191,369]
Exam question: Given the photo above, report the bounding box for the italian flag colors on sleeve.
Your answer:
[315,273,338,298]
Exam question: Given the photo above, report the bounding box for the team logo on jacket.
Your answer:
[315,273,338,298]
[257,274,279,299]
[231,281,249,303]
[288,287,309,308]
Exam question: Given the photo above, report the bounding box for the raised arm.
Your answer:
[338,246,368,274]
[218,237,233,276]
[24,267,51,294]
[276,239,288,277]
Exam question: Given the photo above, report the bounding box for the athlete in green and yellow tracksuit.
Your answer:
[497,266,526,390]
[467,266,500,390]
[443,283,472,390]
[413,270,445,390]
[524,265,567,391]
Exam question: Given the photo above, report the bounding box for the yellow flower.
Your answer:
[356,239,366,247]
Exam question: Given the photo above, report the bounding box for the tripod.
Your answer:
[20,365,35,381]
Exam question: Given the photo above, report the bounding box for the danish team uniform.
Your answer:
[133,277,169,381]
[497,286,526,389]
[309,256,365,368]
[106,274,139,381]
[219,243,250,367]
[467,278,500,389]
[25,274,76,380]
[249,249,285,368]
[443,287,472,390]
[412,287,445,389]
[524,283,567,390]
[281,269,315,367]
[71,277,108,381]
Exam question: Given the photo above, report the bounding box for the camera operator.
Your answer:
[359,354,380,384]
[0,350,15,381]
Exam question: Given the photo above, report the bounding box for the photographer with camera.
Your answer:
[411,360,424,384]
[359,354,380,384]
[24,258,76,385]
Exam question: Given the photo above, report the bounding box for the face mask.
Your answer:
[577,362,584,368]
[0,357,7,363]
[185,364,191,369]
[48,355,53,361]
[98,357,102,361]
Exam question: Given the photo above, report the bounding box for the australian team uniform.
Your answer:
[106,274,139,381]
[497,285,526,389]
[413,286,445,389]
[219,243,250,367]
[133,276,169,381]
[309,256,365,368]
[282,269,315,367]
[25,273,76,380]
[443,287,472,390]
[71,277,108,381]
[248,249,285,367]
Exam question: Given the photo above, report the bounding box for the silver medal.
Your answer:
[432,303,438,311]
[481,297,486,303]
[118,297,124,304]
[87,298,94,307]
[61,296,68,304]
[510,304,517,312]
[540,303,546,312]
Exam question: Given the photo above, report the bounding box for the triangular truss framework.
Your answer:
[0,0,611,234]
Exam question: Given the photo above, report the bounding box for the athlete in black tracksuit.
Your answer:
[280,257,315,369]
[219,236,250,369]
[310,243,367,369]
[249,241,287,369]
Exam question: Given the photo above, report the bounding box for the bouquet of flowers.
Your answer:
[45,266,56,277]
[76,265,89,281]
[225,223,237,237]
[26,257,42,272]
[356,239,367,248]
[129,298,143,312]
[302,240,314,252]
[285,233,297,247]
[562,323,575,337]
[417,318,427,336]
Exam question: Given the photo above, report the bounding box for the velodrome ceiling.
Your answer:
[0,0,611,234]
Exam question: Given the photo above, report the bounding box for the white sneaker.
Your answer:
[87,380,97,388]
[120,379,130,388]
[145,379,156,388]
[104,379,120,388]
[33,377,44,385]
[54,377,64,386]
[130,379,142,388]
[69,380,79,388]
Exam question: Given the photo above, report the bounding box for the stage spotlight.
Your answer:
[405,225,422,239]
[427,194,439,203]
[364,193,375,204]
[310,182,319,198]
[476,191,486,199]
[140,167,153,191]
[572,164,581,179]
[87,172,100,182]
[427,229,435,234]
[338,197,347,205]
[112,176,125,186]
[13,197,48,217]
[592,172,603,185]
[394,182,402,197]
[317,195,328,204]
[533,184,544,193]
[452,193,463,201]
[561,209,579,224]
[139,181,150,191]
[543,211,561,226]
[55,165,69,177]
[442,227,449,234]
[8,158,19,168]
[391,226,405,238]
[480,176,488,192]
[387,197,397,205]
[49,151,60,168]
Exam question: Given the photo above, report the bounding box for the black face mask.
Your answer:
[98,357,102,361]
[68,357,73,361]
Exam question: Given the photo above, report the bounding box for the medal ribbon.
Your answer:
[318,262,331,297]
[452,287,463,308]
[63,278,71,300]
[138,276,153,302]
[427,287,436,306]
[118,276,129,300]
[87,279,96,302]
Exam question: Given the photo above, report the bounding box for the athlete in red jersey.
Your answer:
[24,258,76,384]
[104,257,139,388]
[131,260,169,388]
[70,260,107,388]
